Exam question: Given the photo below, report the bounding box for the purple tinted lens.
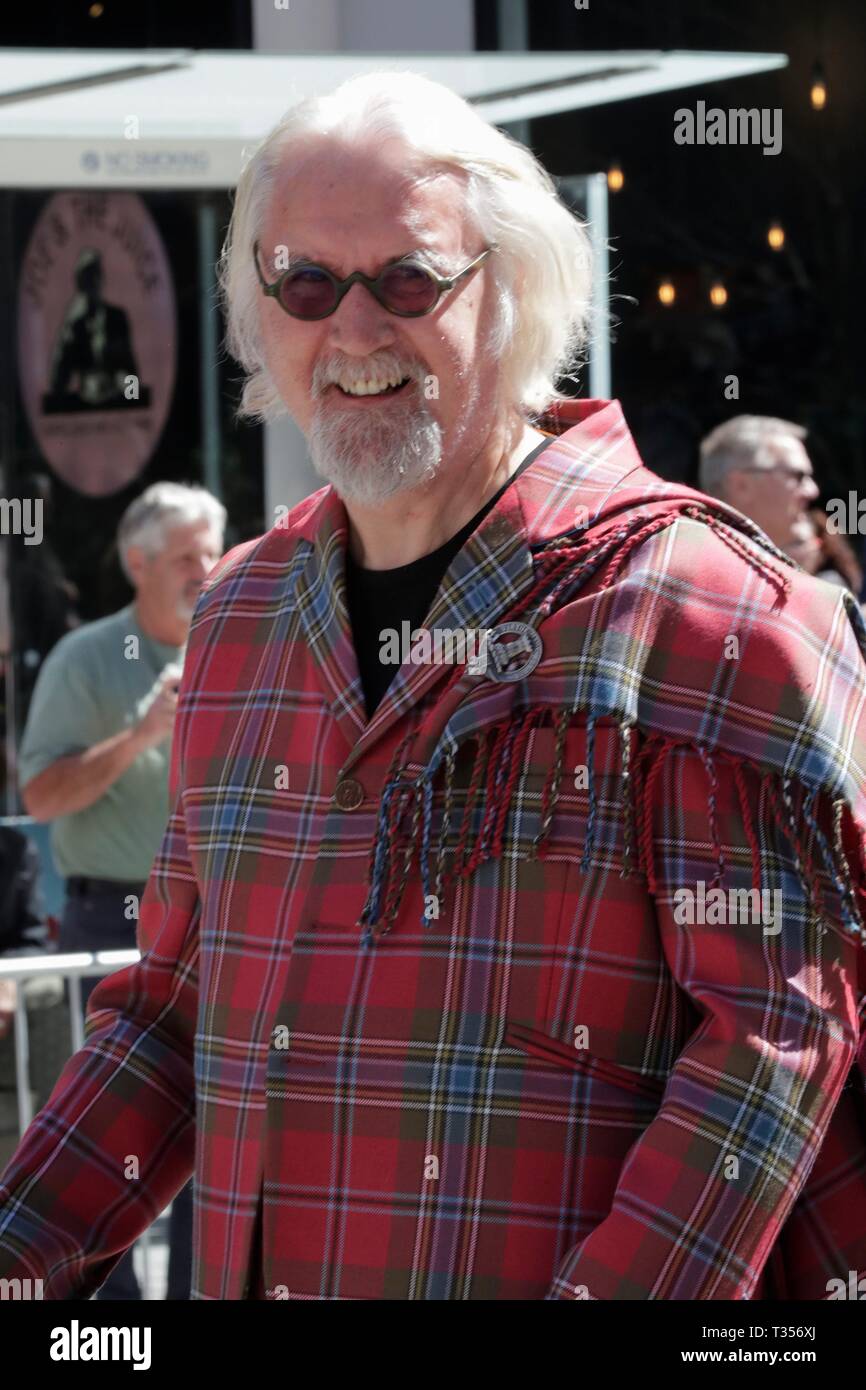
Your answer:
[379,263,439,314]
[280,267,338,318]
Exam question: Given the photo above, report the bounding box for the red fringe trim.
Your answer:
[364,708,866,948]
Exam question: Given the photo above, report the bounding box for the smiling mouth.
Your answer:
[333,376,412,399]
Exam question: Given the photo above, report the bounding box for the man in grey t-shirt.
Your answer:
[19,481,225,1299]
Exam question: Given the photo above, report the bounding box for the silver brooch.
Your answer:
[475,622,543,683]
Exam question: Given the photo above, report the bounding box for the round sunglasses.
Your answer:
[253,241,496,321]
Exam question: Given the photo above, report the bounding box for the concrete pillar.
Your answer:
[495,0,531,145]
[340,0,474,52]
[252,0,341,52]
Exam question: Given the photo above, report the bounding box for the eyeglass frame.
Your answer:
[252,240,497,320]
[733,463,815,486]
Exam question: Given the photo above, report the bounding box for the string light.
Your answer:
[607,164,624,193]
[710,282,729,308]
[657,280,676,306]
[767,223,785,250]
[810,61,828,110]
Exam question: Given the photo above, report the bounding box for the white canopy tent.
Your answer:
[0,47,788,188]
[0,44,788,455]
[0,44,789,492]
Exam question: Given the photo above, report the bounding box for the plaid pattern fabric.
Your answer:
[1,398,865,1300]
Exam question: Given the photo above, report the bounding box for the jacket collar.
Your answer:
[293,399,656,764]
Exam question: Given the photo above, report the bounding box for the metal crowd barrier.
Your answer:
[0,949,140,1136]
[0,948,162,1293]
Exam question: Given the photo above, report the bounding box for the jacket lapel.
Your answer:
[347,479,537,765]
[294,488,368,754]
[294,400,646,768]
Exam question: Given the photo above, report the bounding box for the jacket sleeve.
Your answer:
[0,728,200,1300]
[546,743,863,1300]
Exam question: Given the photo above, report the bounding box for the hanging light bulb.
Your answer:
[710,282,729,308]
[767,223,785,250]
[607,164,624,193]
[657,280,676,306]
[810,61,828,110]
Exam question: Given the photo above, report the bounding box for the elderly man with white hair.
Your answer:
[2,73,866,1303]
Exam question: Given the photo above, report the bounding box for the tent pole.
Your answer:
[197,198,222,502]
[496,0,531,146]
[0,189,18,814]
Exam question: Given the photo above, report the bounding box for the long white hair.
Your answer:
[219,70,594,423]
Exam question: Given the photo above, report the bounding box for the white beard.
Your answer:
[307,395,443,507]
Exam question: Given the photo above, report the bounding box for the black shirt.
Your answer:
[344,437,551,719]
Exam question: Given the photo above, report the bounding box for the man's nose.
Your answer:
[801,475,819,501]
[326,282,395,355]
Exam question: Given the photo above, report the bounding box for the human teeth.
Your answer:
[337,374,407,395]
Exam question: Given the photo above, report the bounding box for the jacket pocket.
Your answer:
[502,1019,666,1102]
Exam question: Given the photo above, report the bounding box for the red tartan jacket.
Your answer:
[1,398,865,1299]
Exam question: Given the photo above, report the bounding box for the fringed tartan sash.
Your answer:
[356,497,866,952]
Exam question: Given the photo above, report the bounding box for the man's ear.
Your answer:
[124,544,148,587]
[724,470,749,507]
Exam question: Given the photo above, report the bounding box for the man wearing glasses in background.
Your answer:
[699,414,866,595]
[699,415,823,567]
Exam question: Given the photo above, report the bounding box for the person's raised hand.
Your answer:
[135,664,183,750]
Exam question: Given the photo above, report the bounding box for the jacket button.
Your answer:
[334,776,364,811]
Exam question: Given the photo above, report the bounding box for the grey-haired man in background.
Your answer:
[18,481,225,1299]
[698,414,865,592]
[698,415,822,565]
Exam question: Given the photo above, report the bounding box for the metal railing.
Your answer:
[0,947,162,1293]
[0,949,140,1136]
